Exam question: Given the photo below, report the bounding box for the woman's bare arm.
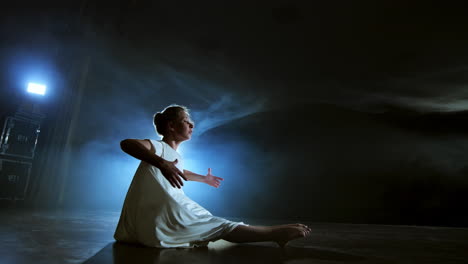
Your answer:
[120,139,159,165]
[120,139,187,188]
[183,169,206,183]
[184,168,224,188]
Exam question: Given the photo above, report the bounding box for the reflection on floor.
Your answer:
[85,241,375,264]
[1,209,467,264]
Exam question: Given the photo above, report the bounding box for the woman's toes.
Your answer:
[302,227,311,236]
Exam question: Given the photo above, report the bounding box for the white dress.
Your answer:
[114,139,246,248]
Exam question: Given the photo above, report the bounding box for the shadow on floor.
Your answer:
[84,241,370,264]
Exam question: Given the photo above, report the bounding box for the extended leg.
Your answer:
[222,224,311,247]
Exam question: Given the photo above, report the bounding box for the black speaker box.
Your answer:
[0,116,40,159]
[0,159,32,200]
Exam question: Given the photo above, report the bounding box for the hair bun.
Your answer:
[154,112,165,121]
[153,105,189,136]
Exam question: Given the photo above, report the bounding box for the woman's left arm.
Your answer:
[184,168,224,188]
[183,170,205,183]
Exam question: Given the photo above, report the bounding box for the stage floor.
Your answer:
[1,209,467,264]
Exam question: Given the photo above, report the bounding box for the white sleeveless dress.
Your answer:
[114,139,246,248]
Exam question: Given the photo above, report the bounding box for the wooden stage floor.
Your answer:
[1,209,467,264]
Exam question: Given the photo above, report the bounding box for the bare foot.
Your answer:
[272,224,311,248]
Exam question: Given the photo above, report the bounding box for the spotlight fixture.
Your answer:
[27,82,46,96]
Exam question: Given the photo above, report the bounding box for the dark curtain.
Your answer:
[18,0,129,208]
[23,3,91,208]
[27,56,90,208]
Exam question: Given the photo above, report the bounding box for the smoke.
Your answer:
[61,30,271,210]
[342,92,468,113]
[190,94,267,136]
[389,91,468,112]
[314,65,468,114]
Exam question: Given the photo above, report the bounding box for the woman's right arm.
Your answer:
[120,139,187,188]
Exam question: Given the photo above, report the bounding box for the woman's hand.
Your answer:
[159,159,187,188]
[204,168,224,188]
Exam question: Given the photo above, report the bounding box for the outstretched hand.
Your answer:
[159,159,187,188]
[204,168,224,188]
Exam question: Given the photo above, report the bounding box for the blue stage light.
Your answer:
[27,83,46,95]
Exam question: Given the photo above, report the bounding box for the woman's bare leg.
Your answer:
[222,223,311,247]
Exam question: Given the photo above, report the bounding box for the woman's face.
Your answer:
[171,111,194,141]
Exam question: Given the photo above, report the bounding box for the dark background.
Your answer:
[1,0,468,226]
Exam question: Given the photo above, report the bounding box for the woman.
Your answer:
[114,104,311,248]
